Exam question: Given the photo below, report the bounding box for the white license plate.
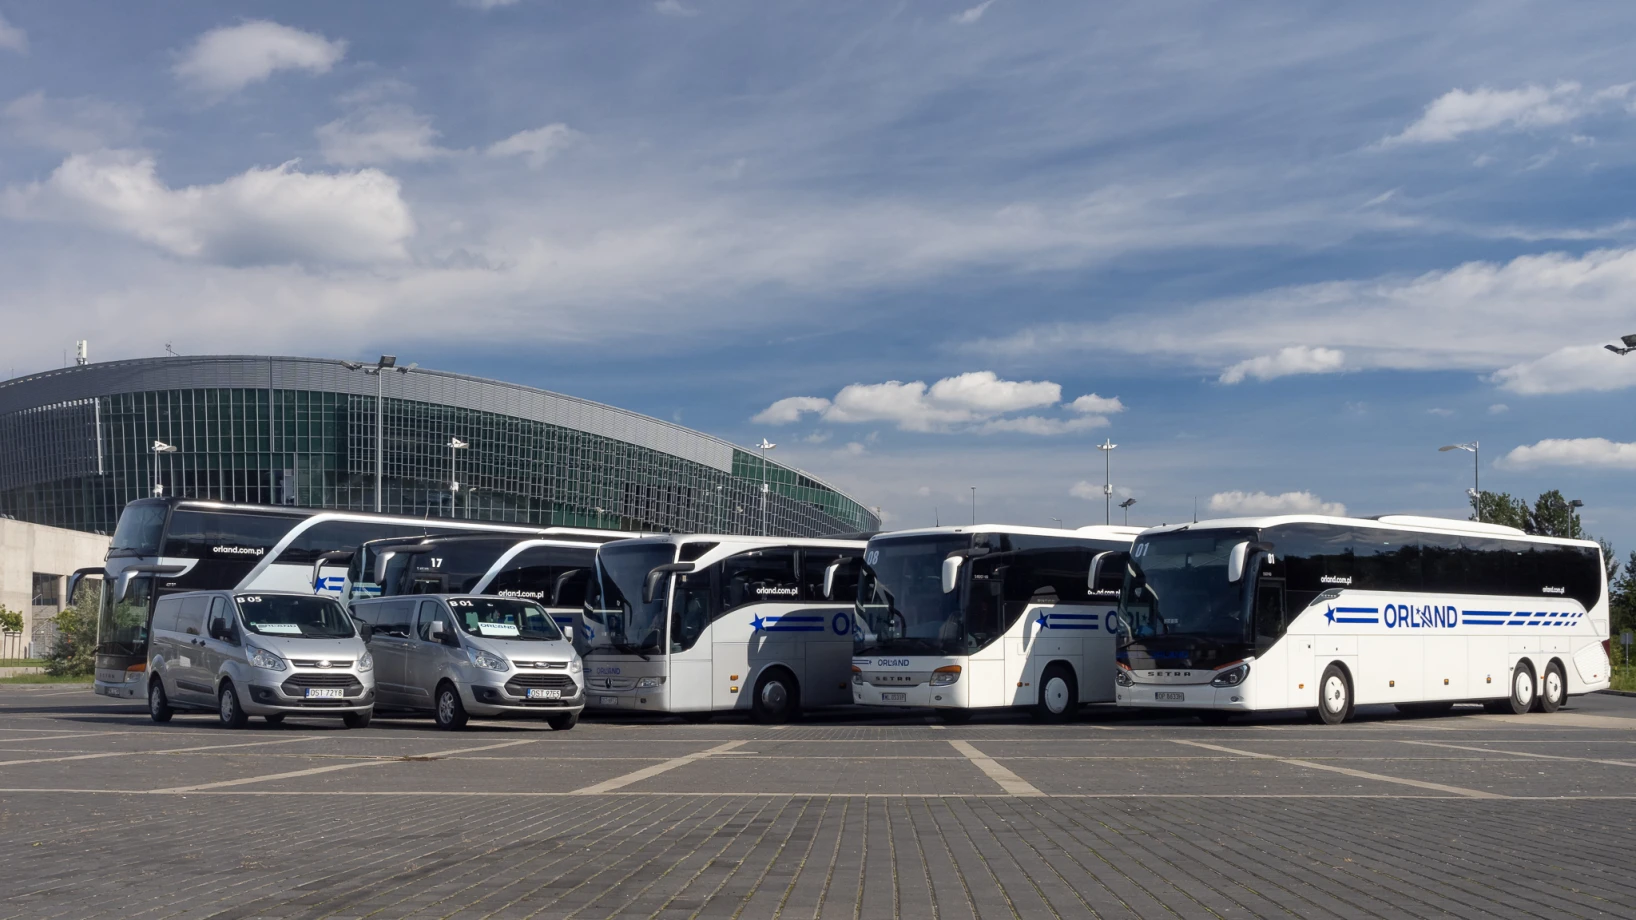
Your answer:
[305,688,344,699]
[1155,691,1185,702]
[599,696,618,706]
[527,688,561,700]
[881,692,907,702]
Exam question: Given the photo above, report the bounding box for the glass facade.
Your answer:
[0,357,878,538]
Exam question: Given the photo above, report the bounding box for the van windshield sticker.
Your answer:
[478,623,521,637]
[257,624,302,635]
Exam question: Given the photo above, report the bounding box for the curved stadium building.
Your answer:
[0,355,878,538]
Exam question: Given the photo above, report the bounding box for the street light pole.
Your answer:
[1097,439,1117,526]
[342,356,415,513]
[1438,442,1479,512]
[757,439,776,537]
[448,437,468,517]
[1119,497,1137,526]
[150,440,178,497]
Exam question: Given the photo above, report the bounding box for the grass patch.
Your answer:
[0,673,91,684]
[1612,666,1636,694]
[0,658,46,667]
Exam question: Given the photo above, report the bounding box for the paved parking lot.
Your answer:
[2,688,1634,919]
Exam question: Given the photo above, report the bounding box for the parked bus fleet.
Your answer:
[78,497,1613,730]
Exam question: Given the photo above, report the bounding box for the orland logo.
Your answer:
[1319,575,1352,585]
[212,546,265,556]
[754,586,799,597]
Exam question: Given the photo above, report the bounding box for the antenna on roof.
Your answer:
[1193,496,1198,523]
[934,506,940,527]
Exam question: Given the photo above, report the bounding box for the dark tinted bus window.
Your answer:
[1542,544,1602,611]
[1418,532,1467,595]
[485,545,596,606]
[1353,529,1419,592]
[1265,524,1354,613]
[718,549,800,612]
[274,520,442,565]
[1499,541,1539,596]
[976,547,1098,640]
[802,550,859,601]
[109,501,169,557]
[162,510,302,560]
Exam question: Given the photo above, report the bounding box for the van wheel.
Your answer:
[752,669,800,723]
[1317,664,1352,725]
[218,682,249,730]
[148,681,173,724]
[547,712,579,731]
[435,683,469,730]
[935,708,972,724]
[1033,664,1078,722]
[341,711,371,729]
[1540,662,1566,713]
[263,714,286,726]
[1507,663,1536,715]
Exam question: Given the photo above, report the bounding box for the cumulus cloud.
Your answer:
[318,104,449,165]
[1381,82,1633,146]
[486,125,578,169]
[2,150,413,266]
[173,21,346,97]
[1490,343,1636,395]
[754,371,1119,435]
[752,396,831,425]
[1,92,141,152]
[952,1,997,25]
[0,13,26,53]
[1208,490,1347,517]
[1498,438,1636,470]
[1219,346,1344,384]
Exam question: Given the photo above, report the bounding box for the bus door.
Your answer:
[669,567,714,710]
[1253,576,1289,708]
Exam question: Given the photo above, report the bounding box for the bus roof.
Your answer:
[870,524,1138,542]
[605,533,867,548]
[1138,514,1600,549]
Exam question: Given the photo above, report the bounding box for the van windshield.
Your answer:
[448,597,563,641]
[235,594,356,639]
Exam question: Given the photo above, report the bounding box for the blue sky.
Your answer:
[1,1,1634,551]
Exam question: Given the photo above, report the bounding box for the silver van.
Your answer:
[350,594,584,730]
[147,590,375,729]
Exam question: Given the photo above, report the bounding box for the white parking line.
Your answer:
[570,741,748,795]
[150,738,540,793]
[948,740,1044,796]
[0,736,319,766]
[1399,739,1636,767]
[1173,740,1505,799]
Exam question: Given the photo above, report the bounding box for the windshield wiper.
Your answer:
[611,640,651,661]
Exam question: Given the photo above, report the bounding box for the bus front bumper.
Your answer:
[95,670,145,699]
[1116,682,1253,711]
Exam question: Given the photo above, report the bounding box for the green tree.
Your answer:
[1471,491,1530,529]
[0,605,22,634]
[44,582,101,677]
[1613,551,1636,645]
[1528,489,1584,539]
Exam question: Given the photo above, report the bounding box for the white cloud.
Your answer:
[1208,490,1347,517]
[1426,407,1454,417]
[1490,343,1636,395]
[1488,404,1510,414]
[926,371,1059,415]
[0,13,26,53]
[1219,346,1344,384]
[1499,438,1636,471]
[1,92,141,152]
[1069,393,1124,415]
[977,415,1107,436]
[2,150,413,266]
[654,0,699,16]
[317,104,449,166]
[1381,82,1633,147]
[753,396,831,425]
[1070,480,1106,501]
[952,1,997,25]
[173,21,346,97]
[486,124,578,169]
[839,441,868,457]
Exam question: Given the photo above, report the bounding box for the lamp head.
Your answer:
[1623,333,1636,348]
[340,360,363,371]
[1119,498,1137,508]
[376,355,397,369]
[1569,499,1585,509]
[757,439,776,451]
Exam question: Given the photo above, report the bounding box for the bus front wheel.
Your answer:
[752,669,800,724]
[1317,664,1352,725]
[1540,662,1566,713]
[1033,664,1077,722]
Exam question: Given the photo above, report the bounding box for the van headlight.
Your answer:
[247,646,286,671]
[568,656,582,674]
[469,650,509,672]
[356,651,374,673]
[1211,663,1250,688]
[930,665,961,687]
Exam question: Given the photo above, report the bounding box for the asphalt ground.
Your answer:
[2,689,1634,919]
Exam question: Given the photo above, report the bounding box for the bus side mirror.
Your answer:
[824,557,856,599]
[1227,542,1276,583]
[1087,552,1111,591]
[642,562,696,605]
[941,556,963,594]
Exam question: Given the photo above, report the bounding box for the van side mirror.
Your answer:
[941,556,963,594]
[641,562,696,604]
[428,619,446,640]
[563,625,573,641]
[354,619,372,642]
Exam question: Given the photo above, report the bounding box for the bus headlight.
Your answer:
[356,651,374,673]
[1114,667,1134,687]
[1210,663,1250,688]
[930,665,961,687]
[246,646,286,671]
[851,666,863,686]
[470,650,509,672]
[636,677,664,689]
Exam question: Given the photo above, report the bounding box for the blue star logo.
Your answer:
[1324,606,1335,624]
[751,615,766,631]
[1036,612,1049,629]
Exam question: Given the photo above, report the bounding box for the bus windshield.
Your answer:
[448,597,563,641]
[97,577,155,657]
[108,501,167,557]
[1119,529,1255,642]
[586,542,676,654]
[854,534,971,656]
[236,594,356,639]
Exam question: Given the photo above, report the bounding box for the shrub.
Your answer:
[44,583,101,677]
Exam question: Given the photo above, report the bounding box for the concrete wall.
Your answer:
[0,519,109,658]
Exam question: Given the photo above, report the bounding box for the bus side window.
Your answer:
[801,551,859,601]
[718,549,799,613]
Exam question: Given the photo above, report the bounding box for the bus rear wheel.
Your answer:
[752,669,800,724]
[1506,663,1536,715]
[1317,664,1352,725]
[1033,664,1077,722]
[1539,662,1566,713]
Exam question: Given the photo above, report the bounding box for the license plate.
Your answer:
[881,692,907,702]
[1155,691,1185,702]
[527,688,561,700]
[305,688,344,699]
[599,696,618,706]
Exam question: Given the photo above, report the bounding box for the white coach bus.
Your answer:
[581,534,867,722]
[850,525,1141,722]
[1113,515,1612,724]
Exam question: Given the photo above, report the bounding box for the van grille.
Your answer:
[504,674,577,694]
[282,674,364,695]
[515,661,568,670]
[291,659,354,669]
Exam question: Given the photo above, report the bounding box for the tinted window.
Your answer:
[162,510,302,560]
[109,501,168,557]
[1464,538,1510,594]
[236,594,355,639]
[1418,532,1467,595]
[718,548,800,612]
[974,547,1100,641]
[484,545,596,606]
[671,568,715,652]
[802,550,859,601]
[274,520,440,565]
[1353,529,1419,592]
[362,600,414,638]
[1265,524,1355,612]
[177,596,209,636]
[416,600,450,641]
[207,596,232,639]
[448,596,564,641]
[151,597,183,633]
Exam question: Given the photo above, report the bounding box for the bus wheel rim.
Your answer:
[761,681,787,708]
[1515,671,1532,704]
[1546,671,1562,701]
[1325,676,1345,711]
[1045,677,1068,712]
